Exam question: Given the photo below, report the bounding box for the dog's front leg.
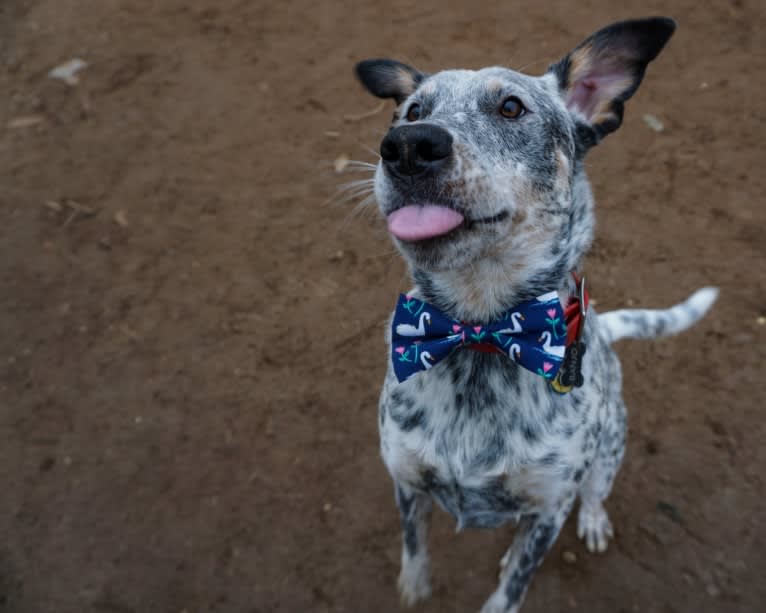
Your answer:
[395,484,433,606]
[481,499,574,613]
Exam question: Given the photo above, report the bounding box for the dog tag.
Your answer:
[559,341,586,387]
[550,342,586,394]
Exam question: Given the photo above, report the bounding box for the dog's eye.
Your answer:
[406,104,422,122]
[500,97,525,119]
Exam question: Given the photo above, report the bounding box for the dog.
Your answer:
[354,17,717,613]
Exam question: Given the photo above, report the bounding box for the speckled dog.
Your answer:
[354,17,717,613]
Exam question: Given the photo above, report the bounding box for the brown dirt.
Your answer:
[1,1,764,612]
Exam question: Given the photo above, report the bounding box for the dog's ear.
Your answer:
[549,17,676,145]
[355,59,426,104]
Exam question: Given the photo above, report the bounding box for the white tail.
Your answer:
[599,287,718,344]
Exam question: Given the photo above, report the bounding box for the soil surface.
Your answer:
[1,1,764,612]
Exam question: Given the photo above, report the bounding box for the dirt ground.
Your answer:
[1,1,764,612]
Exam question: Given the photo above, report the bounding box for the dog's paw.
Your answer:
[397,558,431,607]
[577,502,614,553]
[498,548,512,579]
[479,591,520,613]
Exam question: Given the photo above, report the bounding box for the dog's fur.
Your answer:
[355,17,717,613]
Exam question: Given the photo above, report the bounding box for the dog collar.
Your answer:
[464,273,590,393]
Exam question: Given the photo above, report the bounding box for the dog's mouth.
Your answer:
[387,205,509,242]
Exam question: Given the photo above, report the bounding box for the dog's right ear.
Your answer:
[548,17,676,147]
[355,59,425,104]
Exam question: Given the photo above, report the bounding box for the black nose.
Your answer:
[380,124,453,177]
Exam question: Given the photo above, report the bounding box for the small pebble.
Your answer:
[48,58,88,85]
[642,114,665,132]
[562,550,577,564]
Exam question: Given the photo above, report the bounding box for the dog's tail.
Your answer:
[598,287,718,345]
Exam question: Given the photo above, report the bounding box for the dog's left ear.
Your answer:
[549,17,676,145]
[355,59,426,104]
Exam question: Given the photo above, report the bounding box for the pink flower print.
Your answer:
[395,346,405,355]
[452,325,461,333]
[547,308,557,318]
[473,326,482,334]
[543,362,553,373]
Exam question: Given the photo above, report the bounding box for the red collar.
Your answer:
[564,272,588,345]
[468,274,589,355]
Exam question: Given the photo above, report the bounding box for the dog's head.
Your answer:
[356,18,675,286]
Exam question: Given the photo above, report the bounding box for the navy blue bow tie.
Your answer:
[391,292,568,383]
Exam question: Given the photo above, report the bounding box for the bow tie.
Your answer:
[391,291,569,383]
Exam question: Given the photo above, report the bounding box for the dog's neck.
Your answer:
[409,168,594,323]
[412,259,578,323]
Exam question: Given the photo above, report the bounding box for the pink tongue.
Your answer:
[387,205,464,241]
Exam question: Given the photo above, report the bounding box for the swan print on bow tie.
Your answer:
[391,293,568,383]
[538,331,566,358]
[498,312,525,334]
[396,311,432,337]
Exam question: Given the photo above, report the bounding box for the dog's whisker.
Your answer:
[338,194,381,232]
[331,180,377,215]
[345,160,378,170]
[332,191,375,211]
[358,143,382,159]
[337,178,376,191]
[335,183,375,199]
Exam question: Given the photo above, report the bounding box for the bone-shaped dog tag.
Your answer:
[558,341,586,388]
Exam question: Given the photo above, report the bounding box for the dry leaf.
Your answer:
[8,115,45,129]
[114,210,129,227]
[333,154,349,173]
[65,200,96,215]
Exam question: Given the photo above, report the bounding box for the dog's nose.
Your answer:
[380,124,453,177]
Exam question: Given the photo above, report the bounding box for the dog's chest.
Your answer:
[380,352,595,528]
